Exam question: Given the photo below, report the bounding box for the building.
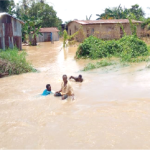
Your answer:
[30,27,59,43]
[0,13,24,50]
[67,19,142,41]
[61,24,66,32]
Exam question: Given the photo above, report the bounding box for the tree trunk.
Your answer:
[32,34,37,46]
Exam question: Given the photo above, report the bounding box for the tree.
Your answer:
[142,18,150,30]
[96,8,114,20]
[86,14,92,20]
[22,0,28,14]
[0,0,11,12]
[28,2,62,28]
[96,5,128,20]
[96,4,145,21]
[129,4,145,20]
[8,0,15,15]
[39,0,45,3]
[22,14,42,45]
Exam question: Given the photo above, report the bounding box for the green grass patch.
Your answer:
[0,47,36,75]
[83,59,115,71]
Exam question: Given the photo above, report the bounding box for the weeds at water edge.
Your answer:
[0,47,36,75]
[83,59,115,71]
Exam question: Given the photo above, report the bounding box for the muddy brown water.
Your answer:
[1,41,150,149]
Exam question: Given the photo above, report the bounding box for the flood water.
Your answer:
[1,41,150,149]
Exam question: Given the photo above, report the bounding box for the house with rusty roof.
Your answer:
[0,13,24,50]
[67,19,142,41]
[29,27,59,43]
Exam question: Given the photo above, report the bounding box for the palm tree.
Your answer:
[86,14,92,20]
[96,8,115,20]
[96,5,128,20]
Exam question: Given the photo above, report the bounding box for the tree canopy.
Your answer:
[0,0,14,12]
[9,0,62,29]
[28,2,62,28]
[96,4,145,21]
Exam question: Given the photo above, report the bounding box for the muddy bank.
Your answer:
[0,59,10,78]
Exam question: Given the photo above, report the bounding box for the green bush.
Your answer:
[76,35,149,62]
[0,47,35,75]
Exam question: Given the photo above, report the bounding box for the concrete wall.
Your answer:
[68,22,82,36]
[68,22,142,40]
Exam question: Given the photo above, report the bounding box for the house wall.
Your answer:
[68,22,82,35]
[11,18,22,50]
[37,33,44,42]
[83,24,120,39]
[68,22,142,41]
[31,32,59,43]
[52,32,59,41]
[0,15,22,50]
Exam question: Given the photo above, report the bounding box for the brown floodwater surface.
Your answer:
[1,41,150,149]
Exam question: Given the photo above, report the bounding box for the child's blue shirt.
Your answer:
[42,89,51,96]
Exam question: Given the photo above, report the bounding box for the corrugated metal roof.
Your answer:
[0,12,24,24]
[39,27,59,33]
[68,19,142,25]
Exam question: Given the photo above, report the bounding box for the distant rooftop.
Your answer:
[0,12,24,24]
[39,27,59,33]
[68,19,142,26]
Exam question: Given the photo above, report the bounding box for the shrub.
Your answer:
[76,35,149,62]
[0,47,35,75]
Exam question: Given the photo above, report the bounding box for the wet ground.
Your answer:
[0,41,150,149]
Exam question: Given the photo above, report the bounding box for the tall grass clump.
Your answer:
[83,59,115,71]
[0,47,35,75]
[76,35,149,62]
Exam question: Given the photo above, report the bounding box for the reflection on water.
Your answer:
[1,42,150,148]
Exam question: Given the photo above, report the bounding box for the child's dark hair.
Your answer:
[79,75,82,78]
[46,84,51,89]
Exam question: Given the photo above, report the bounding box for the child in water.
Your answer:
[69,75,83,82]
[42,84,52,96]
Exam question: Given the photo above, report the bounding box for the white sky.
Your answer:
[14,0,150,23]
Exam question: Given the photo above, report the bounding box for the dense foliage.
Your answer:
[8,0,62,44]
[142,18,150,30]
[76,36,149,62]
[28,2,62,28]
[0,0,14,12]
[96,4,145,21]
[22,14,42,45]
[9,0,62,31]
[0,48,35,75]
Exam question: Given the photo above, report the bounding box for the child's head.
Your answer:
[79,75,82,79]
[46,84,51,91]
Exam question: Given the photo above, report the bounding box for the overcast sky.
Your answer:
[14,0,150,23]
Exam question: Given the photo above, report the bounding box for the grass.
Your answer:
[83,59,115,71]
[0,47,36,75]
